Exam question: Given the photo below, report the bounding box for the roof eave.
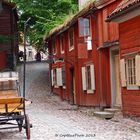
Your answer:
[44,2,97,41]
[106,1,140,22]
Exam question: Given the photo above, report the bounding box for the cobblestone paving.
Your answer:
[0,62,140,140]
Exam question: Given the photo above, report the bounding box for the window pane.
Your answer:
[60,36,64,52]
[52,39,56,54]
[69,29,74,49]
[62,67,66,85]
[86,66,91,90]
[126,57,136,86]
[53,69,57,85]
[79,17,90,37]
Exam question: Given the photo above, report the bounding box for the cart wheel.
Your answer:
[25,114,30,139]
[17,119,23,132]
[19,125,22,132]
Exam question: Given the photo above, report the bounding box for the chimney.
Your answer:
[78,0,91,10]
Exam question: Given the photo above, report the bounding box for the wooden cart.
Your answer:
[0,72,31,139]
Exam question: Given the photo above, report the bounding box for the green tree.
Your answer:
[12,0,78,49]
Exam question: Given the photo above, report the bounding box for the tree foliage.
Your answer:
[11,0,78,49]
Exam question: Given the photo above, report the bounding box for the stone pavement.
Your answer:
[0,62,140,140]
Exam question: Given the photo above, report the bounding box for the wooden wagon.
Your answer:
[0,71,31,139]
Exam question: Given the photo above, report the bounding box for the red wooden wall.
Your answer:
[0,52,7,69]
[0,2,18,70]
[120,16,140,55]
[48,0,122,107]
[120,15,140,117]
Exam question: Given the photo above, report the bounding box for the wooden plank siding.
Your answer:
[0,52,7,69]
[0,2,18,70]
[120,16,140,56]
[119,15,140,117]
[47,0,122,107]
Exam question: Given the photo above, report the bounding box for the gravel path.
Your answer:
[0,62,140,140]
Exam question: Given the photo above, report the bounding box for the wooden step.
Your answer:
[94,111,114,119]
[104,108,121,113]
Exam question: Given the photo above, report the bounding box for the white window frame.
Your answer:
[125,56,139,90]
[60,35,64,54]
[56,68,63,86]
[68,28,74,51]
[82,64,95,94]
[52,38,57,55]
[78,17,91,37]
[62,67,66,88]
[51,69,57,86]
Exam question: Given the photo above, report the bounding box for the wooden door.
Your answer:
[115,55,122,106]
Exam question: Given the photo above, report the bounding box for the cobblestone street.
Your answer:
[0,62,140,140]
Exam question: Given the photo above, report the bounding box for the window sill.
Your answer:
[69,47,74,52]
[87,90,94,94]
[61,51,64,54]
[127,86,139,90]
[54,85,59,88]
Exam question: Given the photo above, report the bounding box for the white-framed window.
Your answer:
[62,67,66,85]
[120,55,140,90]
[52,38,56,54]
[68,28,74,51]
[86,65,92,90]
[51,68,63,87]
[126,57,136,86]
[82,64,95,93]
[78,17,90,37]
[51,69,57,86]
[60,35,64,54]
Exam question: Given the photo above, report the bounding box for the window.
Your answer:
[62,67,66,86]
[82,64,95,93]
[120,55,140,90]
[126,57,136,86]
[60,35,64,53]
[52,38,56,54]
[86,65,92,90]
[78,17,90,37]
[68,29,74,51]
[52,69,57,86]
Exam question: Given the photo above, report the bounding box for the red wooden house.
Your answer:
[107,0,140,117]
[0,1,18,70]
[45,0,122,109]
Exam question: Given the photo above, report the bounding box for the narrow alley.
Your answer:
[0,62,140,140]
